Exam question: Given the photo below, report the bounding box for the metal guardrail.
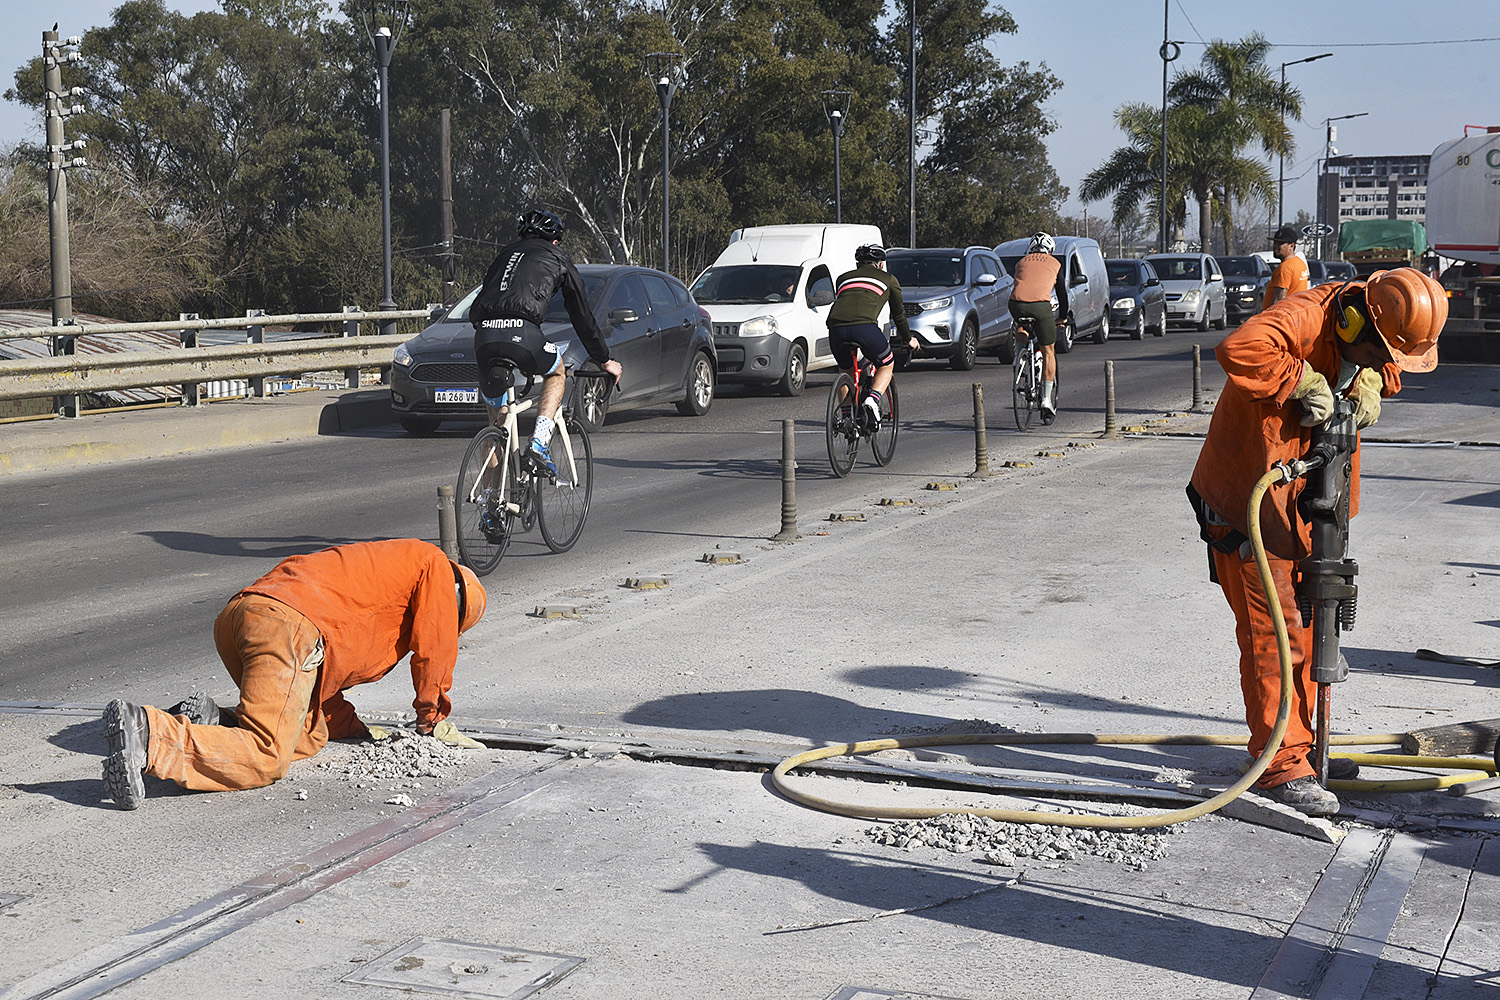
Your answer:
[0,308,433,404]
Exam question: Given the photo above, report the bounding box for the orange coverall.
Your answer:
[144,539,466,791]
[1190,285,1399,786]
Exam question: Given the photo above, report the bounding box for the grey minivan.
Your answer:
[995,236,1111,351]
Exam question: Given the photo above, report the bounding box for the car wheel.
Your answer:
[1093,309,1109,345]
[1152,306,1165,336]
[1056,316,1075,354]
[1196,306,1211,333]
[777,343,807,397]
[574,375,610,432]
[398,415,439,435]
[676,351,715,416]
[1213,302,1227,330]
[1128,314,1143,341]
[949,320,978,371]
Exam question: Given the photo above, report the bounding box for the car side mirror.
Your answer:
[1145,277,1160,286]
[975,273,998,286]
[609,307,638,325]
[810,289,834,307]
[427,303,448,322]
[1070,272,1087,286]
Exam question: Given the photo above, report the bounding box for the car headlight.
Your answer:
[1181,289,1202,306]
[1111,297,1136,310]
[919,296,952,311]
[738,315,778,338]
[393,343,414,367]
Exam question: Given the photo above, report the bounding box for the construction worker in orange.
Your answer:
[1187,269,1446,817]
[101,539,488,809]
[1264,224,1311,310]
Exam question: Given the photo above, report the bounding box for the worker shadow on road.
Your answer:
[21,721,195,810]
[691,839,1292,989]
[138,530,368,558]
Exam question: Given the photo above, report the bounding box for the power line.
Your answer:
[1173,0,1205,44]
[1184,36,1500,49]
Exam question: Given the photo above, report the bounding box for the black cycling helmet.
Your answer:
[517,209,565,240]
[854,244,887,265]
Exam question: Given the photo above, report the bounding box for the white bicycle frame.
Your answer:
[466,392,583,517]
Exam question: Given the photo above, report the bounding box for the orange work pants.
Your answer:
[144,594,328,792]
[1210,530,1315,788]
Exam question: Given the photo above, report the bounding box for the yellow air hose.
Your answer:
[771,466,1494,828]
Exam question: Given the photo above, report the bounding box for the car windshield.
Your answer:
[690,265,802,304]
[1218,257,1260,276]
[439,276,607,323]
[887,254,965,287]
[1149,257,1202,280]
[1106,262,1139,285]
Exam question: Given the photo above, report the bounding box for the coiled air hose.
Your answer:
[772,466,1493,829]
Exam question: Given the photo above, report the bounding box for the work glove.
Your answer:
[361,717,392,742]
[1290,361,1335,427]
[1349,368,1383,429]
[430,719,484,749]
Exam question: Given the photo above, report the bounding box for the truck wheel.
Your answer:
[777,343,807,397]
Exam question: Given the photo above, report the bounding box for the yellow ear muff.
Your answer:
[1338,305,1365,343]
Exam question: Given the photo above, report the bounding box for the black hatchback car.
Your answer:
[390,265,718,433]
[1219,255,1274,322]
[1105,259,1166,339]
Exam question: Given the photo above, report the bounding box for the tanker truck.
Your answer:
[1427,127,1500,362]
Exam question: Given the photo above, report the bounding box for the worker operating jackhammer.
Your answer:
[101,539,489,810]
[1187,269,1447,816]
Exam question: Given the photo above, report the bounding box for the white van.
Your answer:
[690,223,883,396]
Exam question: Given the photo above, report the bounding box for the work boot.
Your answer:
[167,691,235,727]
[1253,775,1340,817]
[102,699,148,810]
[1325,756,1360,781]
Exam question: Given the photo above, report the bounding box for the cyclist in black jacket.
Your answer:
[471,210,622,475]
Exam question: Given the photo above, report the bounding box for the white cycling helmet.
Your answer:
[1028,232,1055,255]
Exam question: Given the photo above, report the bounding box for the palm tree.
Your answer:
[1079,103,1187,246]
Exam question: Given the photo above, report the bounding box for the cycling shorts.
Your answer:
[828,323,893,370]
[474,317,565,407]
[1008,299,1057,348]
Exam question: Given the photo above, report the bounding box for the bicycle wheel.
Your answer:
[825,373,859,478]
[456,426,514,576]
[871,379,899,466]
[536,419,593,553]
[1012,343,1034,432]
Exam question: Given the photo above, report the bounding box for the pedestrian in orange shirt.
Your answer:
[1263,224,1311,309]
[1187,269,1445,816]
[102,539,488,810]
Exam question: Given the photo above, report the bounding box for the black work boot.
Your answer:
[1253,775,1340,817]
[167,692,236,727]
[102,700,148,810]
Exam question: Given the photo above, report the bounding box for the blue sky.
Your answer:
[4,0,1497,227]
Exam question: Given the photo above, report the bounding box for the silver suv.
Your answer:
[884,247,1015,369]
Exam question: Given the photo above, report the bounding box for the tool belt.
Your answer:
[1185,483,1249,585]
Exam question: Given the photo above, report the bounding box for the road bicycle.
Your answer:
[1012,315,1058,431]
[455,367,613,576]
[825,348,899,478]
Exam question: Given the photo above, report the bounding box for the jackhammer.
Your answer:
[1282,397,1361,786]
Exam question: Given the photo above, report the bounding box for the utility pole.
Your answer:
[439,108,457,307]
[1158,2,1180,254]
[908,0,917,248]
[43,25,86,416]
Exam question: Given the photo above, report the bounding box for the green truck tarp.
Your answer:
[1338,219,1428,255]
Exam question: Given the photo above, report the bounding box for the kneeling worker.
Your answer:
[1188,269,1445,816]
[102,539,488,810]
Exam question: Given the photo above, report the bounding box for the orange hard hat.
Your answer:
[1363,268,1446,373]
[453,562,487,634]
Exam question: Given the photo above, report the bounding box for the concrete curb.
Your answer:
[0,388,395,476]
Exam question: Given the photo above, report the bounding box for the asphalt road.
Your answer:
[0,329,1225,706]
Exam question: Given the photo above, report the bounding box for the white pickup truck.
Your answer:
[689,224,883,396]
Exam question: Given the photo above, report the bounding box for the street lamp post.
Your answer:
[820,90,852,223]
[1277,52,1332,227]
[362,0,410,338]
[1158,1,1180,253]
[908,0,917,248]
[645,52,685,276]
[1319,112,1369,259]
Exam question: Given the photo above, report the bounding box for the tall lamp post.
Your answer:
[1319,112,1368,259]
[1158,0,1180,253]
[1277,52,1332,227]
[645,52,685,276]
[907,0,917,248]
[820,90,851,223]
[362,0,410,337]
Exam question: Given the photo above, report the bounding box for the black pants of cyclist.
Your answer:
[828,323,893,371]
[1008,299,1057,348]
[473,318,563,407]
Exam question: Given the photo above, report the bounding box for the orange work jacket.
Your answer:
[240,539,462,735]
[1190,284,1400,560]
[1263,253,1310,310]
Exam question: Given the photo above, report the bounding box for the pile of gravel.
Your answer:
[319,729,469,781]
[866,812,1177,870]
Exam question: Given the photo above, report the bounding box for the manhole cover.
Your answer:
[344,938,583,998]
[825,988,976,1000]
